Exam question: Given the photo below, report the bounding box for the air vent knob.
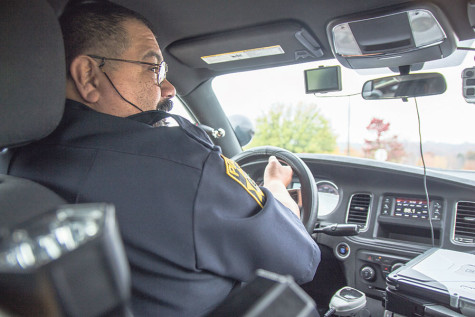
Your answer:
[360,266,376,281]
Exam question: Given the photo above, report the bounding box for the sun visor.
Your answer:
[327,3,456,69]
[167,22,324,71]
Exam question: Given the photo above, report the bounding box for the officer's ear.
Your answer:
[68,55,102,103]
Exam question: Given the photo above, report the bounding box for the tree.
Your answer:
[464,151,475,170]
[246,102,336,153]
[363,117,405,162]
[466,151,475,161]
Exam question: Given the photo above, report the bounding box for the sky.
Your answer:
[211,43,475,147]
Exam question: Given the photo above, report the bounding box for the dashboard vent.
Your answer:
[347,194,371,230]
[454,201,475,244]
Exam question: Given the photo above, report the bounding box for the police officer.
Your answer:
[9,2,320,316]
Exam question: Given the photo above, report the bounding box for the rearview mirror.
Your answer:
[362,73,446,100]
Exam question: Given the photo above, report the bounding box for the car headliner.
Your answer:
[105,0,475,96]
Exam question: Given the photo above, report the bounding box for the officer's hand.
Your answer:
[263,156,300,218]
[263,156,293,187]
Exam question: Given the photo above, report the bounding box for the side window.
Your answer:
[168,97,195,125]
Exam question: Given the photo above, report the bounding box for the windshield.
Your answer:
[213,46,475,171]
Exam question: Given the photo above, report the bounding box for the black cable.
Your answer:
[323,307,336,317]
[102,71,144,113]
[313,92,360,98]
[457,47,475,51]
[96,57,144,113]
[414,98,435,247]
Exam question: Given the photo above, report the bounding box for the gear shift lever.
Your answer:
[324,287,367,317]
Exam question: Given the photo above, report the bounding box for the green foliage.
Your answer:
[246,102,336,153]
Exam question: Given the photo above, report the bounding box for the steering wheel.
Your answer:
[232,146,318,234]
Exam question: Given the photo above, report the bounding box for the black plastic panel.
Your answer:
[350,12,413,54]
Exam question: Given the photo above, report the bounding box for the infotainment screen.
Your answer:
[394,198,429,219]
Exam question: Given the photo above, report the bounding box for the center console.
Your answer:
[354,194,445,299]
[355,250,413,298]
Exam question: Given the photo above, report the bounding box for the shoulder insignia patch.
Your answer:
[221,155,265,208]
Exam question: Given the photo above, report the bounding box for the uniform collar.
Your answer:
[127,110,170,126]
[65,99,169,127]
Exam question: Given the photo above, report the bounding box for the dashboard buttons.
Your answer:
[358,251,411,279]
[380,196,443,221]
[432,201,442,220]
[382,196,393,215]
[335,242,350,259]
[381,265,391,276]
[360,266,376,281]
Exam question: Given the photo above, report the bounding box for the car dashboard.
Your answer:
[240,154,475,302]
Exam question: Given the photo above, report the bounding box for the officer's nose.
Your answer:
[160,79,176,99]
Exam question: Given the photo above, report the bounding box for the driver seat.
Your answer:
[0,1,66,231]
[0,1,131,316]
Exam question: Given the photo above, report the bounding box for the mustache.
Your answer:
[156,98,174,112]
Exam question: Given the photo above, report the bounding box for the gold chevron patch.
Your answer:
[221,155,265,208]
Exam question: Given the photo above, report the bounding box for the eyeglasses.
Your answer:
[88,55,168,85]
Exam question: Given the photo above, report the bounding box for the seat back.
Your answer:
[0,0,65,149]
[0,0,67,225]
[0,3,132,316]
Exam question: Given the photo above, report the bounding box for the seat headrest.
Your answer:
[0,0,65,148]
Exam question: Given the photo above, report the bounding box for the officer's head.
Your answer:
[60,2,176,117]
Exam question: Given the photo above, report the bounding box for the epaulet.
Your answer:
[128,110,217,150]
[168,113,217,150]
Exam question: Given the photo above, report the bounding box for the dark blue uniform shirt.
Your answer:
[9,99,320,316]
